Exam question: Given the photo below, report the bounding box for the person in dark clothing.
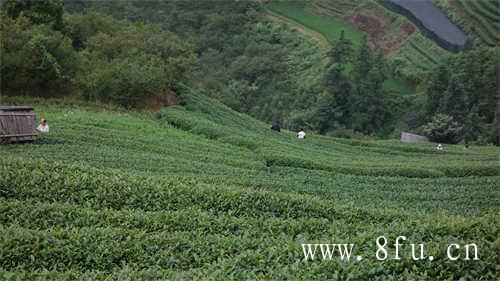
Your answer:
[271,123,281,132]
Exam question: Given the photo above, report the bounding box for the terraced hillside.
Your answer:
[1,87,498,279]
[267,1,365,46]
[265,0,452,84]
[433,0,500,47]
[265,1,415,93]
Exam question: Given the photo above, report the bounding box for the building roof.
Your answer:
[0,106,34,111]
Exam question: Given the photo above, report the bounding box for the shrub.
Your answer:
[422,114,463,144]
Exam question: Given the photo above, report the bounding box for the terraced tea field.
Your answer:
[434,0,500,46]
[1,88,499,279]
[266,1,365,46]
[265,1,415,94]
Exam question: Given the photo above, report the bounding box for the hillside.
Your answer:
[433,0,500,47]
[265,0,451,84]
[1,88,499,279]
[265,0,414,94]
[3,0,498,141]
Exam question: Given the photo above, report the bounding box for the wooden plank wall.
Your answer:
[0,110,37,142]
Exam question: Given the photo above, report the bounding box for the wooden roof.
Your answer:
[0,106,34,111]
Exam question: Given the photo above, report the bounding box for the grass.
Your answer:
[1,88,499,279]
[478,0,500,17]
[266,1,414,94]
[459,0,500,41]
[434,0,499,46]
[382,77,415,94]
[470,0,500,22]
[264,9,330,53]
[306,0,455,80]
[267,1,365,46]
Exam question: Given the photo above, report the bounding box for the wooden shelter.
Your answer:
[0,106,37,143]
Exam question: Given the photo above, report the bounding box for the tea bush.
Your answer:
[1,93,498,279]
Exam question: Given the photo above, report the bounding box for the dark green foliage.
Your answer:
[61,0,326,125]
[72,13,197,107]
[308,90,339,134]
[425,64,449,115]
[0,15,78,95]
[1,0,497,141]
[0,2,196,107]
[350,39,391,135]
[61,0,411,136]
[422,114,463,144]
[2,0,64,30]
[419,48,499,144]
[309,33,403,137]
[327,30,352,65]
[489,99,500,145]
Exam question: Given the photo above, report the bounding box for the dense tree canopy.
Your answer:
[1,2,197,107]
[416,48,499,144]
[3,0,64,30]
[1,0,498,143]
[0,15,77,96]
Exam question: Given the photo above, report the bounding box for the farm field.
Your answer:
[433,0,500,46]
[266,1,365,46]
[313,0,454,78]
[1,87,499,279]
[266,0,460,86]
[265,1,415,94]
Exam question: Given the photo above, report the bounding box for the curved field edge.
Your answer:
[0,157,497,279]
[263,8,330,53]
[1,92,498,278]
[264,1,415,95]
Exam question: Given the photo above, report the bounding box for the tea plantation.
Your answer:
[0,87,499,280]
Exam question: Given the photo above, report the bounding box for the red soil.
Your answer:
[348,11,415,55]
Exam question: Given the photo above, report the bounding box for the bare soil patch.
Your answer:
[348,11,414,55]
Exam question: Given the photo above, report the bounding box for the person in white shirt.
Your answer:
[297,128,306,139]
[37,118,49,133]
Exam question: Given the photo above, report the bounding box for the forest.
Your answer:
[1,1,499,279]
[1,0,498,144]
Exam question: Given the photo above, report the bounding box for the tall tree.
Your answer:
[422,48,499,144]
[314,31,353,133]
[441,74,467,123]
[349,37,389,135]
[2,0,64,30]
[327,30,352,65]
[351,36,373,82]
[425,64,449,116]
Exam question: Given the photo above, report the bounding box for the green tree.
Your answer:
[314,31,354,133]
[0,15,77,95]
[421,48,499,144]
[77,54,172,108]
[2,0,64,30]
[422,114,463,144]
[485,99,500,146]
[310,91,340,134]
[327,30,352,65]
[425,64,449,116]
[73,12,197,107]
[441,74,467,123]
[351,36,373,82]
[349,38,390,135]
[462,106,482,146]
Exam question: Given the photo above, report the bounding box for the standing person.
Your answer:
[271,122,281,132]
[37,118,49,133]
[297,128,306,139]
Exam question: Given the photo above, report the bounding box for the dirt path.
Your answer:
[263,8,330,54]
